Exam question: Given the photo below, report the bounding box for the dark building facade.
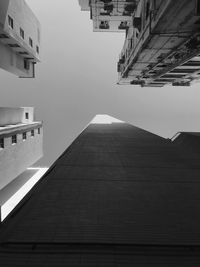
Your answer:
[1,118,200,265]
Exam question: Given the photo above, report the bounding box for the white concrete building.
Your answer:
[0,107,46,221]
[0,0,41,78]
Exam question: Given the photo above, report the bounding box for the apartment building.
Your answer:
[0,107,45,221]
[80,0,200,87]
[0,0,41,78]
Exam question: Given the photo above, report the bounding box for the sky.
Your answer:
[1,0,200,167]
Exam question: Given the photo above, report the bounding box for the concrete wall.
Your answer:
[0,34,35,78]
[21,107,34,124]
[0,125,43,190]
[0,107,34,126]
[0,107,23,126]
[78,0,90,11]
[0,0,9,26]
[4,0,40,59]
[0,0,40,77]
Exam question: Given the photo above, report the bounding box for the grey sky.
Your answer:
[1,0,200,166]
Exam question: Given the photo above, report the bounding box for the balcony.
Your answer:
[104,3,113,12]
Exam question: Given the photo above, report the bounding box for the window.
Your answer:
[146,1,150,20]
[8,15,14,29]
[0,138,4,149]
[197,0,200,15]
[31,130,34,137]
[38,128,40,134]
[25,112,29,119]
[99,21,109,29]
[36,45,39,54]
[24,59,30,70]
[130,38,133,49]
[22,132,27,140]
[20,28,24,39]
[8,44,20,48]
[133,17,141,32]
[29,37,33,47]
[19,51,28,55]
[0,34,9,39]
[37,27,40,43]
[12,135,17,144]
[118,21,128,30]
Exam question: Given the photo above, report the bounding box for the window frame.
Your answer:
[24,59,30,70]
[12,135,17,144]
[8,15,14,29]
[29,37,33,47]
[0,138,4,149]
[197,0,200,15]
[22,132,27,141]
[20,28,24,39]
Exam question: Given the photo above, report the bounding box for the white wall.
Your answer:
[0,0,40,77]
[4,0,41,60]
[21,107,34,123]
[0,107,23,126]
[0,107,34,126]
[0,125,43,190]
[0,0,9,26]
[0,40,35,78]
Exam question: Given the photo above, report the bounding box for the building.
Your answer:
[0,107,45,221]
[0,115,200,265]
[79,0,137,32]
[0,0,41,78]
[79,0,200,87]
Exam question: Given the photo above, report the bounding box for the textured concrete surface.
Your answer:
[1,122,200,265]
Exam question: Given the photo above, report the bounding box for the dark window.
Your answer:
[104,3,113,12]
[25,112,29,119]
[31,130,34,137]
[38,128,40,134]
[29,37,33,47]
[124,1,136,13]
[19,51,28,55]
[8,15,14,29]
[146,1,150,20]
[133,17,141,32]
[0,34,9,39]
[12,135,17,144]
[197,0,200,15]
[24,59,30,70]
[99,21,109,29]
[22,132,27,140]
[8,44,20,48]
[0,138,4,149]
[118,21,128,30]
[130,38,133,48]
[36,45,39,54]
[20,28,24,39]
